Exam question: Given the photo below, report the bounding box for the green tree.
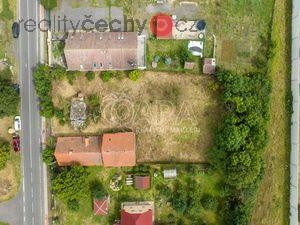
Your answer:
[52,166,89,203]
[0,80,19,118]
[0,142,10,170]
[41,0,57,10]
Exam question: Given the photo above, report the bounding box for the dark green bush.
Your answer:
[0,142,10,170]
[201,194,218,210]
[100,71,114,82]
[41,0,57,10]
[85,71,95,81]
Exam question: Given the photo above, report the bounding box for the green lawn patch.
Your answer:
[147,39,200,74]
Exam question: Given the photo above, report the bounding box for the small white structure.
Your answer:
[163,169,177,179]
[188,41,204,58]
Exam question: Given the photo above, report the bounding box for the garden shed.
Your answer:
[134,176,151,190]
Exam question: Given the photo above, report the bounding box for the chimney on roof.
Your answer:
[84,137,90,147]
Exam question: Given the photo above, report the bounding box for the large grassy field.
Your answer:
[52,164,222,225]
[251,0,291,224]
[50,71,220,163]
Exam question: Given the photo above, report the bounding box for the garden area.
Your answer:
[147,39,201,74]
[45,157,223,225]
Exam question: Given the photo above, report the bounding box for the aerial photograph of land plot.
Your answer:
[0,0,296,225]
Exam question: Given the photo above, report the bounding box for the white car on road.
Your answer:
[14,116,21,131]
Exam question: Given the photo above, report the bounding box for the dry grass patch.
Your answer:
[51,72,220,163]
[0,153,20,202]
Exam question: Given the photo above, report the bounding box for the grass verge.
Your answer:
[251,0,291,224]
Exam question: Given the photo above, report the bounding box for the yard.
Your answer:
[50,71,220,163]
[52,164,223,225]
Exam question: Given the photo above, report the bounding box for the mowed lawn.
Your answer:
[251,0,291,224]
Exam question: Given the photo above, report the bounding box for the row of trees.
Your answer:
[210,70,272,224]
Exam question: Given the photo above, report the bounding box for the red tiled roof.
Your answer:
[93,198,109,216]
[100,132,136,167]
[134,176,150,190]
[121,210,153,225]
[54,136,102,166]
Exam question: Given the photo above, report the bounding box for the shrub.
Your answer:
[42,147,55,166]
[53,42,65,59]
[201,194,218,210]
[0,142,10,170]
[90,180,107,199]
[66,71,80,85]
[85,71,95,81]
[176,45,193,67]
[41,0,57,10]
[100,71,113,82]
[172,181,188,213]
[67,199,79,211]
[128,70,142,81]
[87,94,101,123]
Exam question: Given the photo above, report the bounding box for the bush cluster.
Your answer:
[0,141,10,170]
[211,70,272,224]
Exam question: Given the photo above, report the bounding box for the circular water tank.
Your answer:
[196,20,206,31]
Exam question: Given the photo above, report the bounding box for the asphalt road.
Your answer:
[18,0,45,225]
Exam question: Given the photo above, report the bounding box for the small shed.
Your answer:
[184,62,196,70]
[163,169,177,179]
[93,197,109,216]
[134,176,151,189]
[203,58,216,75]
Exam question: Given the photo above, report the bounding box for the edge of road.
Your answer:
[290,0,299,224]
[39,4,49,225]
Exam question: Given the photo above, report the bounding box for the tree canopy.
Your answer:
[52,166,89,203]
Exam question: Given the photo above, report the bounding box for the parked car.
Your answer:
[12,22,20,38]
[14,116,21,131]
[13,135,20,152]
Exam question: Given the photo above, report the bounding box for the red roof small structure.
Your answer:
[93,197,109,216]
[121,210,153,225]
[134,176,150,190]
[101,132,136,167]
